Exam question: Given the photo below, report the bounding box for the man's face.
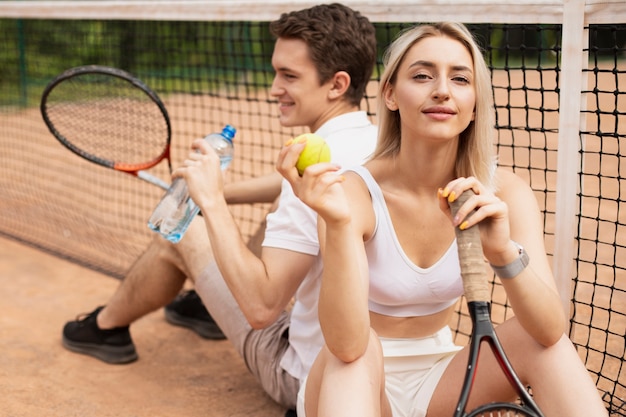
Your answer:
[270,38,334,132]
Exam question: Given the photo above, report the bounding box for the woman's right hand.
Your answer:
[276,138,350,225]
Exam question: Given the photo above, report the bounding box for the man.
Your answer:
[62,3,378,411]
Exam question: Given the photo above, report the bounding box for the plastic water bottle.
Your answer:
[148,124,236,243]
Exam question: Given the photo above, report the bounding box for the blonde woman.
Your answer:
[278,22,607,417]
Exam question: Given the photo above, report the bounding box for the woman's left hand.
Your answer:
[438,177,512,263]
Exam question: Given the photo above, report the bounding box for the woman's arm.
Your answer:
[275,142,374,362]
[441,169,565,346]
[317,173,374,362]
[494,169,566,345]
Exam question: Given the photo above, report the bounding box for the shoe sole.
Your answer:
[62,336,138,364]
[164,309,226,340]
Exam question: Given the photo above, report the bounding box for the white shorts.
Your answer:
[297,326,461,417]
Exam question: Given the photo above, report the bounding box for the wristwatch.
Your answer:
[490,241,529,279]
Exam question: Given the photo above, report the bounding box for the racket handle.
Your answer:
[137,170,170,191]
[450,190,490,303]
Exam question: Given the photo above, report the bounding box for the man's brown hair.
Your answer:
[270,3,377,107]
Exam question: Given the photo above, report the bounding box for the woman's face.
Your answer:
[385,35,476,143]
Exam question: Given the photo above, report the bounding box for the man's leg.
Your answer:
[62,216,213,363]
[194,261,299,409]
[97,236,190,328]
[165,199,278,337]
[166,200,298,407]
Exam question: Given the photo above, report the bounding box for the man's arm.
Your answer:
[201,190,313,328]
[223,172,282,205]
[175,140,313,328]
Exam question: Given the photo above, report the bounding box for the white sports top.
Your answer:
[263,111,378,383]
[350,165,464,317]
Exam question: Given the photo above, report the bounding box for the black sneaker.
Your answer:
[62,306,138,364]
[164,290,226,340]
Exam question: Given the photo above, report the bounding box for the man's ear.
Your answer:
[328,71,351,100]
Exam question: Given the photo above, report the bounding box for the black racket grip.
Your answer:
[450,190,490,303]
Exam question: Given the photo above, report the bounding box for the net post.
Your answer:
[553,0,588,330]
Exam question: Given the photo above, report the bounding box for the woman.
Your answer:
[277,22,607,417]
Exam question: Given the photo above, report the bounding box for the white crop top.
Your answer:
[350,166,464,317]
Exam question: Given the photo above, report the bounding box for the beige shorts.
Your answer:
[297,326,461,417]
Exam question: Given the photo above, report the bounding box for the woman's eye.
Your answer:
[413,73,430,80]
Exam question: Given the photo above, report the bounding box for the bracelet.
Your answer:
[490,241,529,279]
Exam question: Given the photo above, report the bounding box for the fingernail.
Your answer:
[295,136,307,144]
[441,187,450,198]
[447,191,456,203]
[459,221,468,230]
[339,175,346,182]
[284,139,293,146]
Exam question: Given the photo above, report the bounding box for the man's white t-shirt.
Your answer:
[262,111,378,382]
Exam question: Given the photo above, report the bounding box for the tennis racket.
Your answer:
[40,65,172,191]
[450,190,544,417]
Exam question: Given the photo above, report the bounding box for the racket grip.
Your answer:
[450,190,490,303]
[137,170,170,191]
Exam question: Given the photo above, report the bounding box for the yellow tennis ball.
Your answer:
[294,133,331,176]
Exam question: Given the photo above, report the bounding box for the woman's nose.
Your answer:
[432,78,450,100]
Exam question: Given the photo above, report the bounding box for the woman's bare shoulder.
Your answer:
[494,167,534,196]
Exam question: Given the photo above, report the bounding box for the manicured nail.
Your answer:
[447,190,456,203]
[339,175,346,182]
[441,187,450,198]
[284,139,293,146]
[459,221,469,230]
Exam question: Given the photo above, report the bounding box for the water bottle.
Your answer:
[148,124,236,243]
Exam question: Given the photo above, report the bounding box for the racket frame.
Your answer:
[40,65,172,190]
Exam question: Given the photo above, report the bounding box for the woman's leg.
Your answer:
[427,317,608,417]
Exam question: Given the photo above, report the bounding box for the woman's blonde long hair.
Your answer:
[372,22,496,190]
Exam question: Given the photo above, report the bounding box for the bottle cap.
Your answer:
[221,124,236,142]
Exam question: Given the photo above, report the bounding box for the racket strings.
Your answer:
[467,402,539,417]
[44,73,169,168]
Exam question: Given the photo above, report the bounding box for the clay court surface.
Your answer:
[0,235,285,417]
